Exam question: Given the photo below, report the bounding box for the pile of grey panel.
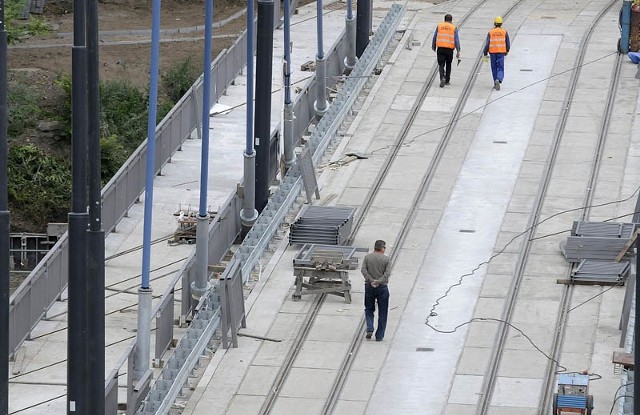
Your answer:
[289,206,356,246]
[562,221,636,284]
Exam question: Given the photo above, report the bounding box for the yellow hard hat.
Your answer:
[494,16,503,24]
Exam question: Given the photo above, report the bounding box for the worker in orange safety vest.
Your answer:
[483,16,510,91]
[431,14,461,88]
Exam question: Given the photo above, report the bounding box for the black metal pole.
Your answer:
[355,0,370,57]
[0,0,10,412]
[254,0,274,213]
[86,0,105,412]
[67,0,89,412]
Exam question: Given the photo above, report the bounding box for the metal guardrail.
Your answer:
[237,4,405,283]
[8,21,255,358]
[133,5,405,414]
[105,23,351,413]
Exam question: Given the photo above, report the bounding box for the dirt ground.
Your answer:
[8,0,247,89]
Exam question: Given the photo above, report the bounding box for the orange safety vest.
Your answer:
[436,22,456,49]
[488,27,507,53]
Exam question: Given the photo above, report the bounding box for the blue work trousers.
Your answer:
[364,284,389,341]
[490,53,505,82]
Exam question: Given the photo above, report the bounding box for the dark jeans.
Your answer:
[490,53,505,82]
[364,284,389,340]
[437,47,454,82]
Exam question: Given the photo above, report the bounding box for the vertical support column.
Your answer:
[86,0,105,411]
[0,0,9,412]
[282,0,295,170]
[621,1,631,54]
[133,288,152,378]
[194,0,214,297]
[344,0,357,70]
[135,0,162,391]
[314,0,328,117]
[356,0,370,57]
[241,0,258,231]
[254,0,275,212]
[67,0,89,411]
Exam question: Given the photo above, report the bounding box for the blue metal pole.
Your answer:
[246,0,255,155]
[621,0,631,54]
[200,0,214,217]
[141,0,162,291]
[316,0,324,59]
[346,0,352,20]
[134,0,161,383]
[194,0,214,296]
[284,0,292,105]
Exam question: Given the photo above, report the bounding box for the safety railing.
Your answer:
[8,20,256,358]
[121,29,352,414]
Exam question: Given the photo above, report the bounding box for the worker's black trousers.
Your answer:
[437,47,454,82]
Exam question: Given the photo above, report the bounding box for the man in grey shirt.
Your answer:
[361,240,391,341]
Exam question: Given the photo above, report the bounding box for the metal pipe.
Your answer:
[314,0,328,116]
[135,0,162,389]
[356,0,370,57]
[344,0,357,71]
[0,0,9,411]
[314,55,328,116]
[254,0,274,212]
[241,0,258,230]
[246,0,255,156]
[133,288,152,377]
[67,0,88,409]
[141,0,161,292]
[316,0,324,58]
[86,0,105,411]
[282,0,295,169]
[194,0,214,295]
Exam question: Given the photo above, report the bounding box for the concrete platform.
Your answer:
[8,0,640,413]
[183,0,640,414]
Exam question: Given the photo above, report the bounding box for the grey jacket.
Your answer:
[361,252,391,286]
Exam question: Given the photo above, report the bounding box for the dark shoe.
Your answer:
[365,331,373,340]
[494,79,500,90]
[445,81,450,85]
[439,78,445,88]
[375,338,383,342]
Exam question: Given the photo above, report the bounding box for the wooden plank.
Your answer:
[615,228,640,262]
[612,351,635,369]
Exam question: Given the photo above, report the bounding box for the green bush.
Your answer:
[7,81,42,136]
[162,57,200,103]
[8,145,71,228]
[100,134,128,181]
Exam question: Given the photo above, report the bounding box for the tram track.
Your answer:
[538,34,624,415]
[259,0,532,412]
[472,1,623,413]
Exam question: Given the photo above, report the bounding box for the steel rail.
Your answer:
[538,48,624,414]
[475,1,621,413]
[320,0,531,411]
[259,0,496,415]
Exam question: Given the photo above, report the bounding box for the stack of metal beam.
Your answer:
[563,221,636,263]
[289,205,355,245]
[571,259,630,284]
